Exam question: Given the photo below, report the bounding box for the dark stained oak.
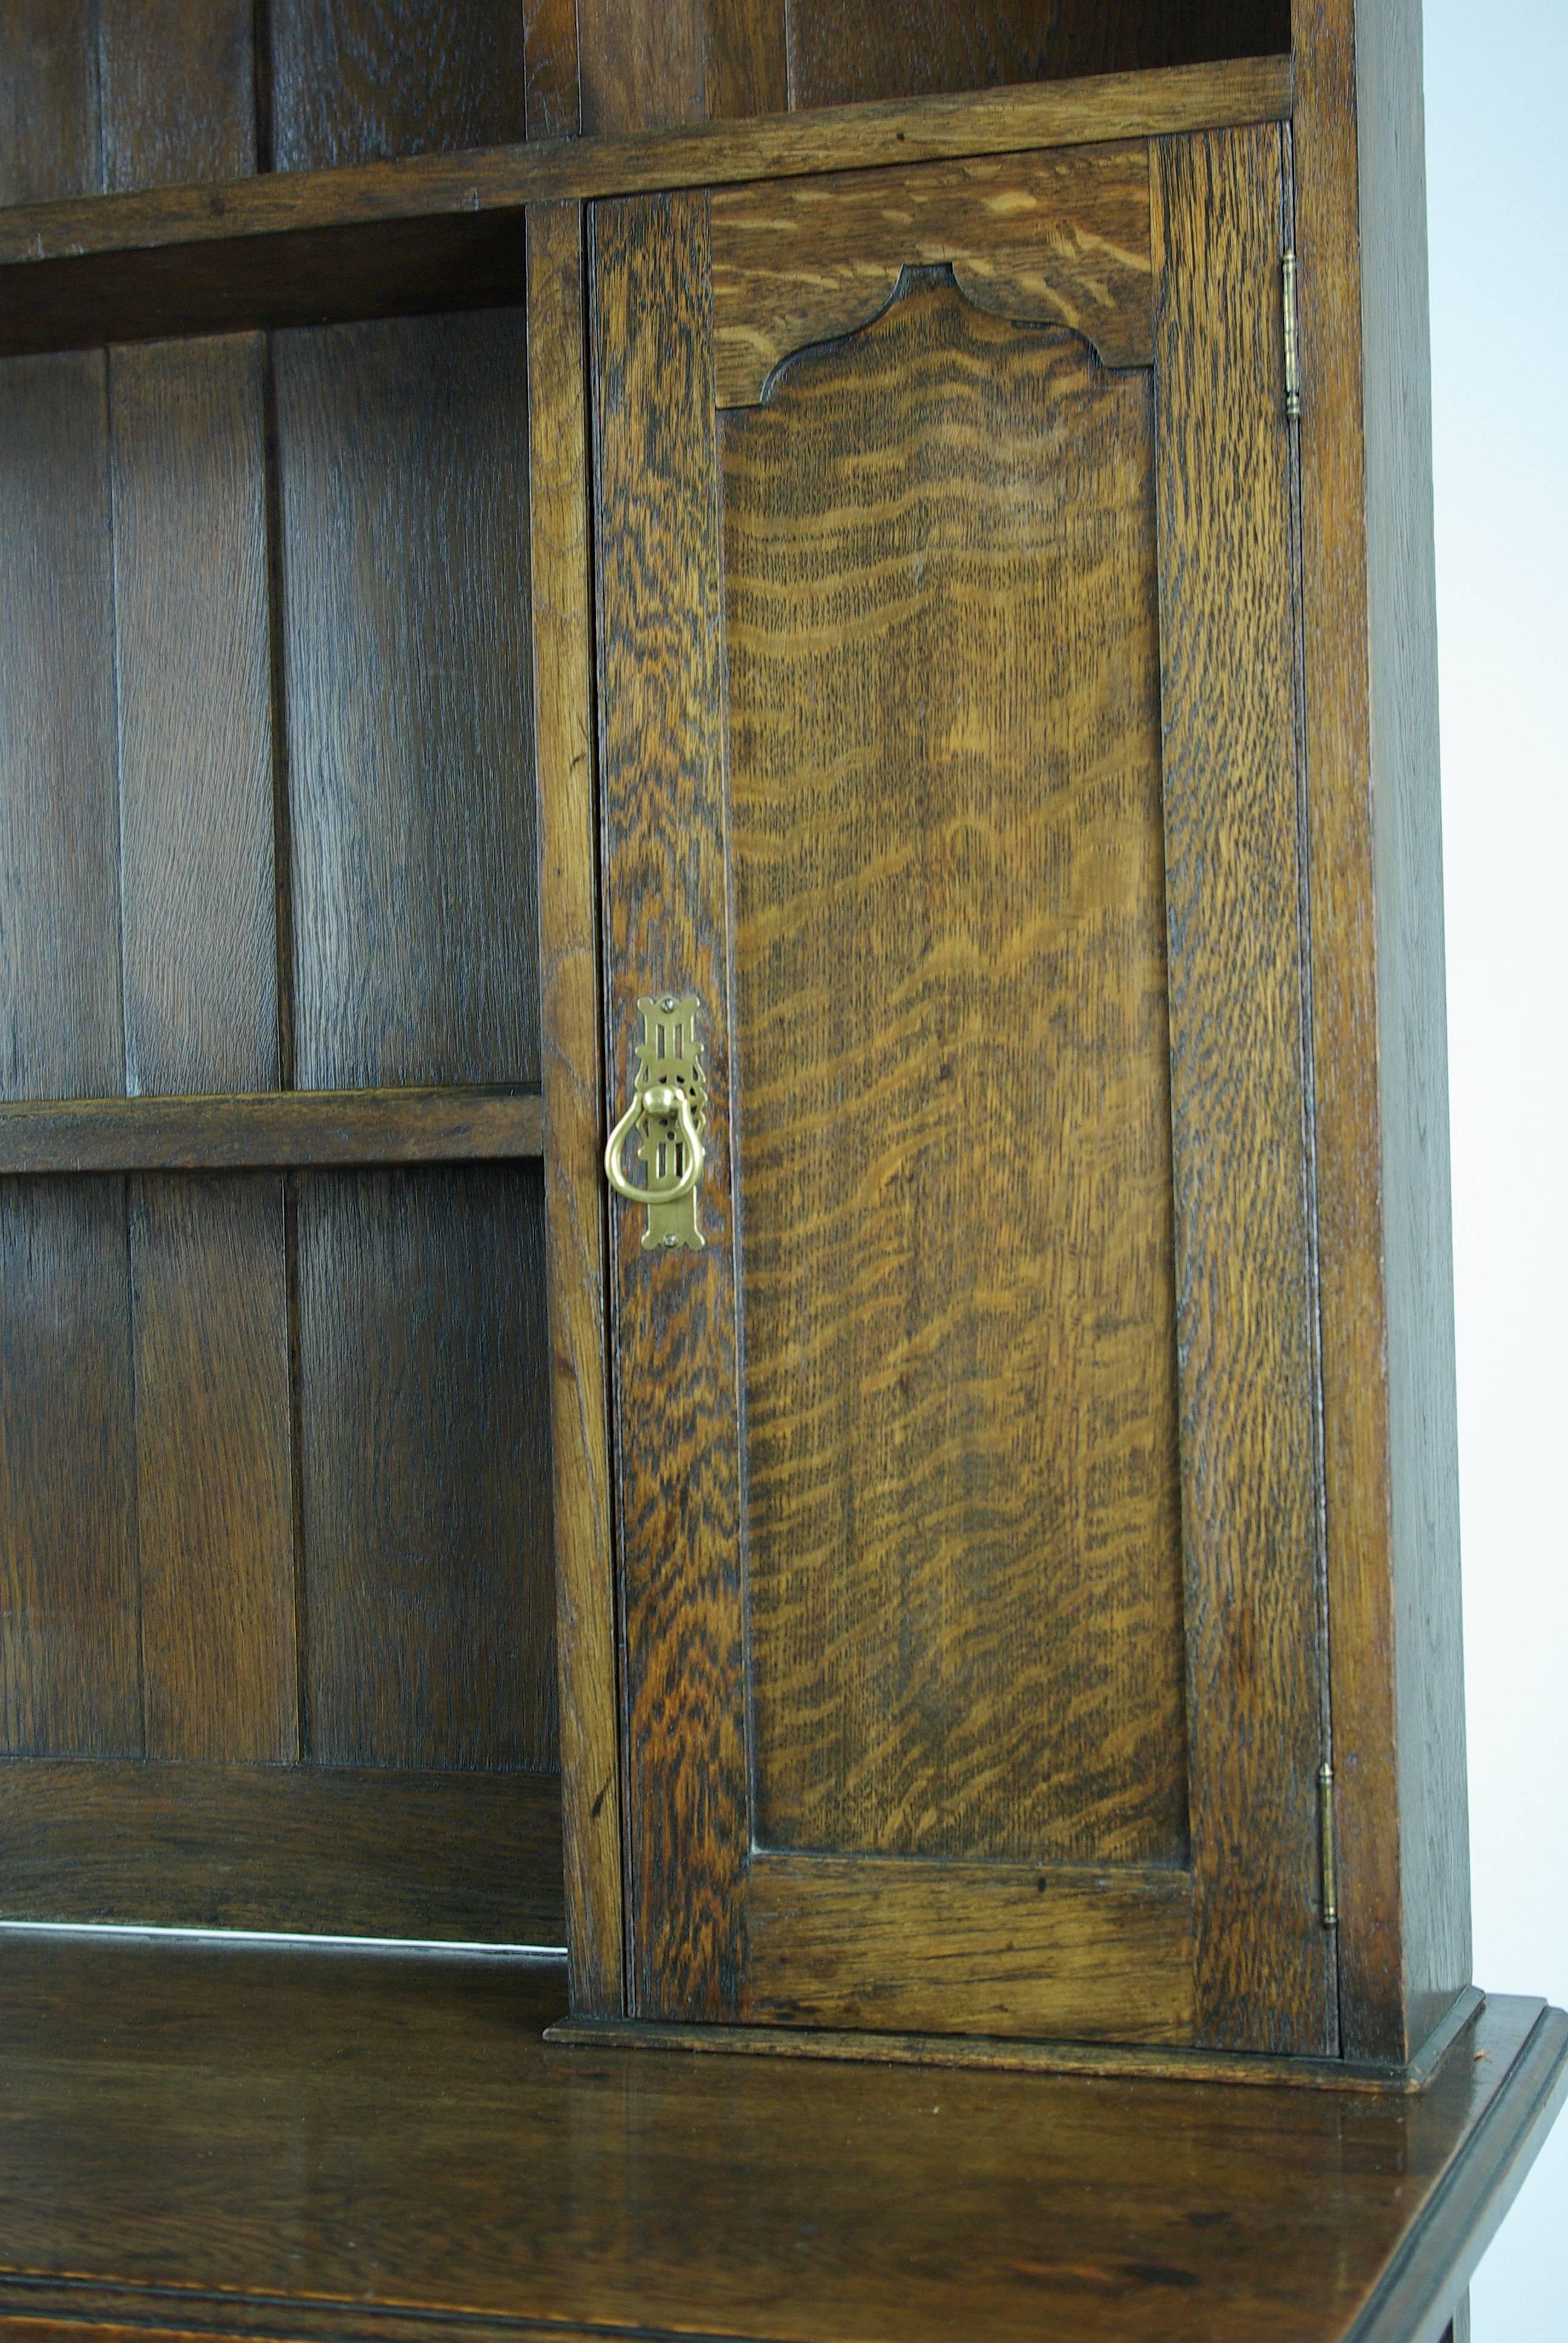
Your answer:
[0,1181,139,1758]
[1153,126,1335,2056]
[0,61,1295,358]
[109,332,278,1099]
[523,0,581,140]
[0,1764,564,1941]
[99,0,257,191]
[720,281,1187,1876]
[296,1165,557,1776]
[790,0,1292,110]
[275,309,538,1095]
[710,139,1153,405]
[591,190,748,2021]
[0,1935,1555,2343]
[128,1177,295,1764]
[528,200,624,2018]
[269,0,531,171]
[0,0,100,205]
[0,1088,543,1174]
[577,0,788,134]
[0,353,122,1104]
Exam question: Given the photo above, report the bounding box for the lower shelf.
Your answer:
[0,1932,1560,2343]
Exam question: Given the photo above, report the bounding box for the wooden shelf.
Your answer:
[0,57,1291,355]
[0,1935,1558,2343]
[0,1086,543,1175]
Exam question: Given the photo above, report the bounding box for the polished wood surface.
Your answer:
[0,61,1293,356]
[0,1936,1556,2343]
[0,1766,563,1942]
[269,0,532,171]
[722,284,1184,1875]
[710,139,1153,405]
[0,1087,543,1173]
[528,200,626,2019]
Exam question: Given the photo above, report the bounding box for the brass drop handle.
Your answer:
[603,994,708,1253]
[604,1083,704,1204]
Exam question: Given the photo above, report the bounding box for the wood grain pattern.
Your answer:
[0,0,100,205]
[0,352,122,1103]
[0,1938,1556,2343]
[577,0,787,136]
[711,140,1152,405]
[557,1984,1487,2091]
[275,307,538,1093]
[744,1856,1193,2040]
[523,0,580,139]
[720,280,1187,1872]
[0,59,1295,359]
[1292,0,1472,2069]
[0,1763,564,1941]
[99,0,256,191]
[591,191,748,2019]
[128,1177,295,1763]
[0,1181,139,1757]
[528,201,622,2017]
[296,1166,556,1775]
[789,0,1292,111]
[0,1087,543,1174]
[1153,128,1334,2056]
[109,333,278,1098]
[270,0,531,171]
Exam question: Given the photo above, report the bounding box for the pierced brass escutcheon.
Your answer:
[604,994,708,1253]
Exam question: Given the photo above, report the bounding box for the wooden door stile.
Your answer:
[1152,125,1336,2054]
[529,197,625,2016]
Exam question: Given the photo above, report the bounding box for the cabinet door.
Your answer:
[589,126,1335,2054]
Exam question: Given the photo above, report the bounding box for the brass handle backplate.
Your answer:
[604,994,708,1252]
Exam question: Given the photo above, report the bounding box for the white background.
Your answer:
[1424,0,1568,2328]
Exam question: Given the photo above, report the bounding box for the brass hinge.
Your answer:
[1282,250,1302,419]
[1318,1761,1338,1928]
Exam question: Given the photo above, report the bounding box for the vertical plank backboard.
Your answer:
[529,200,624,2014]
[591,192,749,2019]
[1154,125,1336,2056]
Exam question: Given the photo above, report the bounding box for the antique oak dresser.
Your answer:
[0,1,1560,2338]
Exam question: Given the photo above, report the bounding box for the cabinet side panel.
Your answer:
[591,192,750,2019]
[297,1165,557,1775]
[1352,0,1471,2052]
[269,0,530,171]
[1154,126,1337,2055]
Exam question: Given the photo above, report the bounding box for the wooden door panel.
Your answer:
[722,284,1186,1872]
[593,127,1332,2051]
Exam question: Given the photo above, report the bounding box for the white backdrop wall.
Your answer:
[1423,0,1568,2328]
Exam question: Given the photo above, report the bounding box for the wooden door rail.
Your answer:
[0,56,1290,357]
[0,1086,543,1174]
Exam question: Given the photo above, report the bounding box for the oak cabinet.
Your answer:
[0,0,1469,2090]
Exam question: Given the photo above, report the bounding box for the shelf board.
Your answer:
[0,56,1290,355]
[0,1086,543,1175]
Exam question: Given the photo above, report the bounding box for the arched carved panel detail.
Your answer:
[710,138,1152,408]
